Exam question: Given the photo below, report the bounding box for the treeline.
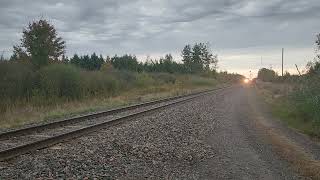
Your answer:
[7,19,218,75]
[10,43,218,75]
[6,19,218,74]
[0,19,244,114]
[65,53,186,74]
[55,45,217,74]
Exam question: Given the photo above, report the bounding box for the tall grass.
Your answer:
[290,76,320,135]
[256,76,320,137]
[0,62,224,128]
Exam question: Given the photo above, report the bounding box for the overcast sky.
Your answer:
[1,0,319,77]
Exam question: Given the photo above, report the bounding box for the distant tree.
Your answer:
[0,51,4,61]
[13,19,66,68]
[181,45,193,73]
[61,55,69,64]
[306,34,320,75]
[258,68,277,82]
[89,53,104,70]
[316,33,320,60]
[160,54,173,73]
[10,46,29,61]
[181,43,218,73]
[110,54,141,72]
[307,61,320,75]
[100,62,114,72]
[192,43,204,73]
[70,54,81,66]
[201,43,218,71]
[70,53,104,70]
[105,56,111,63]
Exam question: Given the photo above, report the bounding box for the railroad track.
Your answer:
[0,87,227,161]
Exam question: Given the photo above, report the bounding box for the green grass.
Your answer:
[256,82,320,138]
[0,74,218,129]
[270,97,317,137]
[1,61,240,129]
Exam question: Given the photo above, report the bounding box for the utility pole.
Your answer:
[282,48,284,77]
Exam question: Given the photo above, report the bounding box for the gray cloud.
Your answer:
[0,0,319,75]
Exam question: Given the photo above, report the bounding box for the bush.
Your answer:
[150,73,176,84]
[0,61,224,116]
[291,88,320,122]
[179,75,217,87]
[134,73,156,87]
[0,61,35,102]
[258,68,277,82]
[39,64,82,99]
[103,70,136,91]
[81,71,119,96]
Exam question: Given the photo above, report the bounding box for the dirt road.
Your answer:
[1,86,318,179]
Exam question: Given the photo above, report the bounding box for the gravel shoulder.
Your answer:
[0,86,309,179]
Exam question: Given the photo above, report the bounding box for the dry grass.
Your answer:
[255,81,298,98]
[0,83,214,129]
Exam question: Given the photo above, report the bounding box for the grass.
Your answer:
[246,96,320,179]
[0,62,222,129]
[255,82,320,138]
[0,76,218,129]
[0,61,241,130]
[248,89,320,179]
[268,96,316,137]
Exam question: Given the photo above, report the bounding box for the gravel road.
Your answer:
[0,86,316,179]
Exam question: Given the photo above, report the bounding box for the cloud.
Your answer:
[0,0,319,75]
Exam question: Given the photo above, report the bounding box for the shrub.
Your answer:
[182,75,216,87]
[39,64,82,99]
[81,71,119,97]
[134,73,156,87]
[0,61,35,101]
[0,61,223,116]
[258,68,277,82]
[150,73,176,84]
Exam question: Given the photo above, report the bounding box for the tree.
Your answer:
[192,43,204,73]
[258,68,277,82]
[307,61,320,75]
[10,46,29,61]
[70,54,81,66]
[201,43,218,71]
[110,54,141,72]
[316,33,320,60]
[14,19,66,68]
[181,42,218,73]
[70,53,105,71]
[181,44,192,73]
[306,34,320,75]
[61,55,69,64]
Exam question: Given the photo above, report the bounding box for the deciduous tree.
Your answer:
[14,19,66,68]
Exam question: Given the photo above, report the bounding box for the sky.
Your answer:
[0,0,319,77]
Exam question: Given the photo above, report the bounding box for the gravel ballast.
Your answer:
[0,87,306,179]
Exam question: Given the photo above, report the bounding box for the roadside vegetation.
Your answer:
[0,19,243,129]
[255,35,320,137]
